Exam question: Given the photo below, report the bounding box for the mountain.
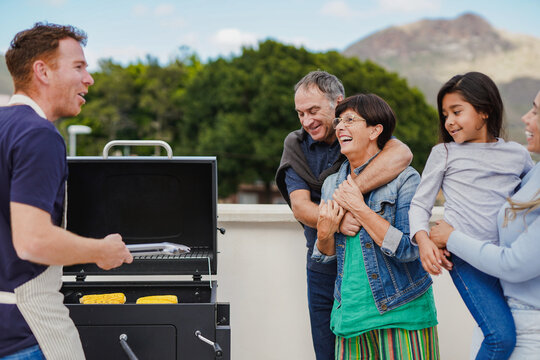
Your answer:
[0,54,13,95]
[343,13,540,146]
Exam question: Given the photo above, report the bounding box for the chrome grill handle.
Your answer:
[195,330,223,358]
[103,140,173,159]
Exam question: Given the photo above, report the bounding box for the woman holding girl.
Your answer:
[409,72,534,359]
[314,94,439,359]
[430,90,540,359]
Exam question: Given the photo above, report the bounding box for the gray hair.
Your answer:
[294,70,345,105]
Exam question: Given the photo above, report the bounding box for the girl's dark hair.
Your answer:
[335,93,395,149]
[437,72,504,143]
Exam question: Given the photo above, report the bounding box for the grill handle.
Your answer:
[103,140,173,159]
[119,334,139,360]
[195,330,223,358]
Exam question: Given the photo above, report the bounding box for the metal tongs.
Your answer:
[127,242,191,256]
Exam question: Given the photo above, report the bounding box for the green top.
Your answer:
[331,233,438,338]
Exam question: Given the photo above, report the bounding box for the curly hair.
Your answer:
[5,22,87,92]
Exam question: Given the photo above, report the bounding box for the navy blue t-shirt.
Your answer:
[284,134,341,275]
[0,105,68,357]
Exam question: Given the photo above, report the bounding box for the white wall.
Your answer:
[216,204,475,360]
[70,204,474,359]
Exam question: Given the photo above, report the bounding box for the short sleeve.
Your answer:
[284,166,310,194]
[10,128,67,215]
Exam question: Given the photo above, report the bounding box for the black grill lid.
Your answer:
[62,156,218,276]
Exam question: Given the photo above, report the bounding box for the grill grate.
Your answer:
[133,249,211,260]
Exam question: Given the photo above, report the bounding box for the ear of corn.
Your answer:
[80,293,126,304]
[136,295,178,304]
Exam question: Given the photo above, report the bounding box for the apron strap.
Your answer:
[0,291,17,304]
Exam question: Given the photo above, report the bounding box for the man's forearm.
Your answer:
[17,225,107,266]
[354,138,412,193]
[291,200,319,228]
[11,202,107,266]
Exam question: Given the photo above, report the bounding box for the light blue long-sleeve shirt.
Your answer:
[447,162,540,308]
[409,139,533,244]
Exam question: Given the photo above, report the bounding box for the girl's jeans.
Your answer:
[450,255,516,360]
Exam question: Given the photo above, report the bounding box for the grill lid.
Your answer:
[62,146,218,277]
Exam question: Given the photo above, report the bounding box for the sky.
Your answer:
[1,0,539,71]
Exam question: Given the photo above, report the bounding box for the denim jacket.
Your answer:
[312,160,432,314]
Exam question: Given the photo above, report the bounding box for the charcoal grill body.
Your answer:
[61,151,229,360]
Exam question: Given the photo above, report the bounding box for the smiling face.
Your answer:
[442,92,493,144]
[46,37,94,120]
[335,109,381,167]
[294,85,338,144]
[521,91,540,153]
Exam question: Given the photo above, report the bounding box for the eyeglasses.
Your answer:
[332,114,366,129]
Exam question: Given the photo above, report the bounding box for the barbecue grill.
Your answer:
[61,140,230,360]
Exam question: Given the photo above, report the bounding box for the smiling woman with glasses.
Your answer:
[332,114,366,129]
[313,93,440,360]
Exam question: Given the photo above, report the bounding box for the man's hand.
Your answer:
[430,220,454,248]
[339,211,361,236]
[415,231,443,275]
[96,234,133,270]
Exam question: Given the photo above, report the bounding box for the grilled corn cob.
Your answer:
[136,295,178,304]
[79,293,126,304]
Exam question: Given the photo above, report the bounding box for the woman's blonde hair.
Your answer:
[503,190,540,227]
[503,93,540,227]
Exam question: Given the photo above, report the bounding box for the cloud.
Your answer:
[131,3,186,29]
[132,4,149,16]
[319,0,442,21]
[132,3,178,18]
[320,1,357,19]
[377,0,442,12]
[210,28,259,54]
[161,17,186,29]
[154,3,175,16]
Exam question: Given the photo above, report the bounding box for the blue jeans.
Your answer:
[0,345,45,360]
[450,255,516,360]
[307,268,336,360]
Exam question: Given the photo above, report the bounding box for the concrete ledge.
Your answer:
[218,204,297,222]
[218,203,444,224]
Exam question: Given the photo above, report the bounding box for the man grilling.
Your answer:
[0,23,133,359]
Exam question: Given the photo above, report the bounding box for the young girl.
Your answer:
[408,72,534,359]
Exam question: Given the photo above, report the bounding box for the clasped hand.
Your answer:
[332,174,366,214]
[317,199,344,240]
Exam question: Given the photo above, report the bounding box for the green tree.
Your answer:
[59,55,202,156]
[60,41,437,201]
[181,40,438,200]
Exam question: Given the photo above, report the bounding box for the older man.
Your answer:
[276,71,413,359]
[0,23,132,359]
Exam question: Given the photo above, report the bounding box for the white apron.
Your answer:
[0,265,85,359]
